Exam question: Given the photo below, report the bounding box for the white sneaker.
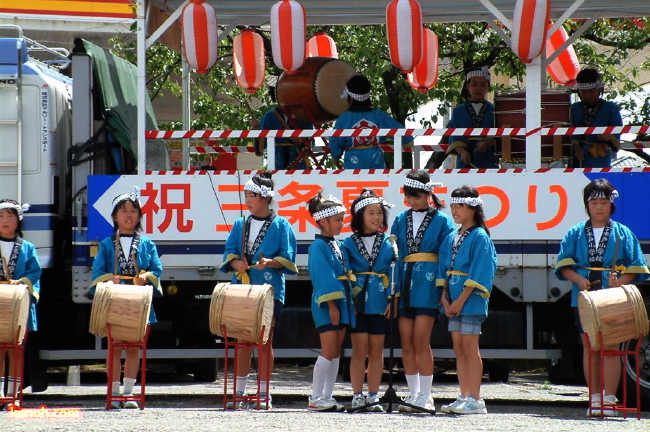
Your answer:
[451,396,487,414]
[122,395,139,409]
[587,394,618,417]
[255,394,272,409]
[226,392,247,410]
[413,392,435,412]
[441,395,466,413]
[351,393,366,409]
[398,394,417,412]
[365,394,385,412]
[308,396,336,411]
[326,396,346,412]
[110,394,122,410]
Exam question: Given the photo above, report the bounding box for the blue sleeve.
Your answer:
[466,232,496,296]
[90,238,113,294]
[276,219,298,275]
[309,242,345,307]
[436,233,452,289]
[142,239,164,297]
[329,118,347,160]
[620,226,650,283]
[554,227,579,281]
[219,218,244,273]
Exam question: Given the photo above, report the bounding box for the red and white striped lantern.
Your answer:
[386,0,423,73]
[307,31,338,58]
[270,0,306,73]
[511,0,550,63]
[407,28,438,93]
[545,23,580,86]
[233,29,265,94]
[180,0,218,74]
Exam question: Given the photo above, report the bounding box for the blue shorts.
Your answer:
[572,307,584,334]
[350,314,388,335]
[398,307,440,320]
[316,323,347,334]
[273,300,283,320]
[448,315,485,335]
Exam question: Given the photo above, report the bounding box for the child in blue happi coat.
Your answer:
[555,178,649,416]
[438,186,497,415]
[0,200,41,404]
[343,189,395,412]
[390,170,455,412]
[220,171,298,409]
[90,187,163,409]
[306,192,353,412]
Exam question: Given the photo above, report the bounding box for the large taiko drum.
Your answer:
[209,282,274,344]
[0,284,30,344]
[495,91,571,165]
[578,284,649,351]
[89,281,153,342]
[276,56,357,125]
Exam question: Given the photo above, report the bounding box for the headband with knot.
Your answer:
[244,179,275,198]
[112,186,141,209]
[0,202,30,220]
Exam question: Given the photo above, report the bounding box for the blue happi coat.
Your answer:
[447,102,497,168]
[554,220,649,307]
[390,208,455,309]
[437,227,497,317]
[570,100,622,168]
[0,238,41,331]
[329,109,414,169]
[308,235,355,329]
[220,213,298,304]
[342,232,394,315]
[90,234,163,323]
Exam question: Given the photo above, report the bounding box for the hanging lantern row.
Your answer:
[233,29,266,94]
[511,0,551,63]
[407,28,438,93]
[180,0,218,75]
[386,0,423,74]
[307,31,338,58]
[545,22,580,86]
[270,0,306,73]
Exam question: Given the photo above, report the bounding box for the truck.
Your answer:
[1,0,650,405]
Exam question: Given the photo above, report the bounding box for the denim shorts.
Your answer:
[447,315,485,335]
[273,300,283,320]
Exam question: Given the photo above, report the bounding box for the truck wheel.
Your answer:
[193,358,219,382]
[487,359,510,383]
[619,336,650,407]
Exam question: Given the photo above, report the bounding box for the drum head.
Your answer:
[314,59,357,119]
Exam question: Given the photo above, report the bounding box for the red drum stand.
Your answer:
[105,325,150,410]
[222,325,271,410]
[586,333,643,419]
[0,328,27,408]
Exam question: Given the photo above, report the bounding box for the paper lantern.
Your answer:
[545,23,579,86]
[233,29,265,94]
[386,0,423,73]
[270,0,306,73]
[511,0,550,63]
[407,28,438,92]
[180,0,218,74]
[307,31,338,58]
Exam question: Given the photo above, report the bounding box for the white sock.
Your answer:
[405,374,420,397]
[123,377,136,394]
[259,380,268,395]
[111,381,121,395]
[7,376,19,395]
[323,357,340,398]
[311,356,332,399]
[0,376,5,397]
[235,375,249,394]
[419,375,433,396]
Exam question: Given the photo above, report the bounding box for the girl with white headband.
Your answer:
[570,68,623,168]
[342,189,395,412]
[555,178,648,416]
[306,191,352,412]
[446,67,498,169]
[438,185,496,415]
[329,75,414,169]
[220,171,298,409]
[89,187,163,409]
[0,199,41,405]
[389,170,454,412]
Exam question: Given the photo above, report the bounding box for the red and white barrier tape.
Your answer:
[190,144,452,154]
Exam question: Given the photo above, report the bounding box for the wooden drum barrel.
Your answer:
[89,281,153,342]
[209,282,275,344]
[276,56,357,125]
[578,284,649,351]
[495,91,571,165]
[0,284,30,344]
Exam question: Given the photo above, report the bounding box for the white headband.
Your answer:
[112,186,141,209]
[341,88,371,101]
[353,197,394,213]
[467,67,491,83]
[587,189,618,202]
[449,196,483,207]
[312,195,346,221]
[577,80,603,90]
[404,177,443,193]
[0,202,30,220]
[244,179,275,198]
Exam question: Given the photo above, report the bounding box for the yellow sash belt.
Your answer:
[404,252,439,263]
[336,271,357,282]
[235,266,253,285]
[447,270,469,276]
[355,271,389,287]
[579,265,626,273]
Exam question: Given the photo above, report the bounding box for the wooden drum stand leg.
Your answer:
[106,325,151,410]
[0,327,27,408]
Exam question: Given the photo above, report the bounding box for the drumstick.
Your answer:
[132,251,140,277]
[611,235,621,273]
[589,279,601,287]
[1,255,9,281]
